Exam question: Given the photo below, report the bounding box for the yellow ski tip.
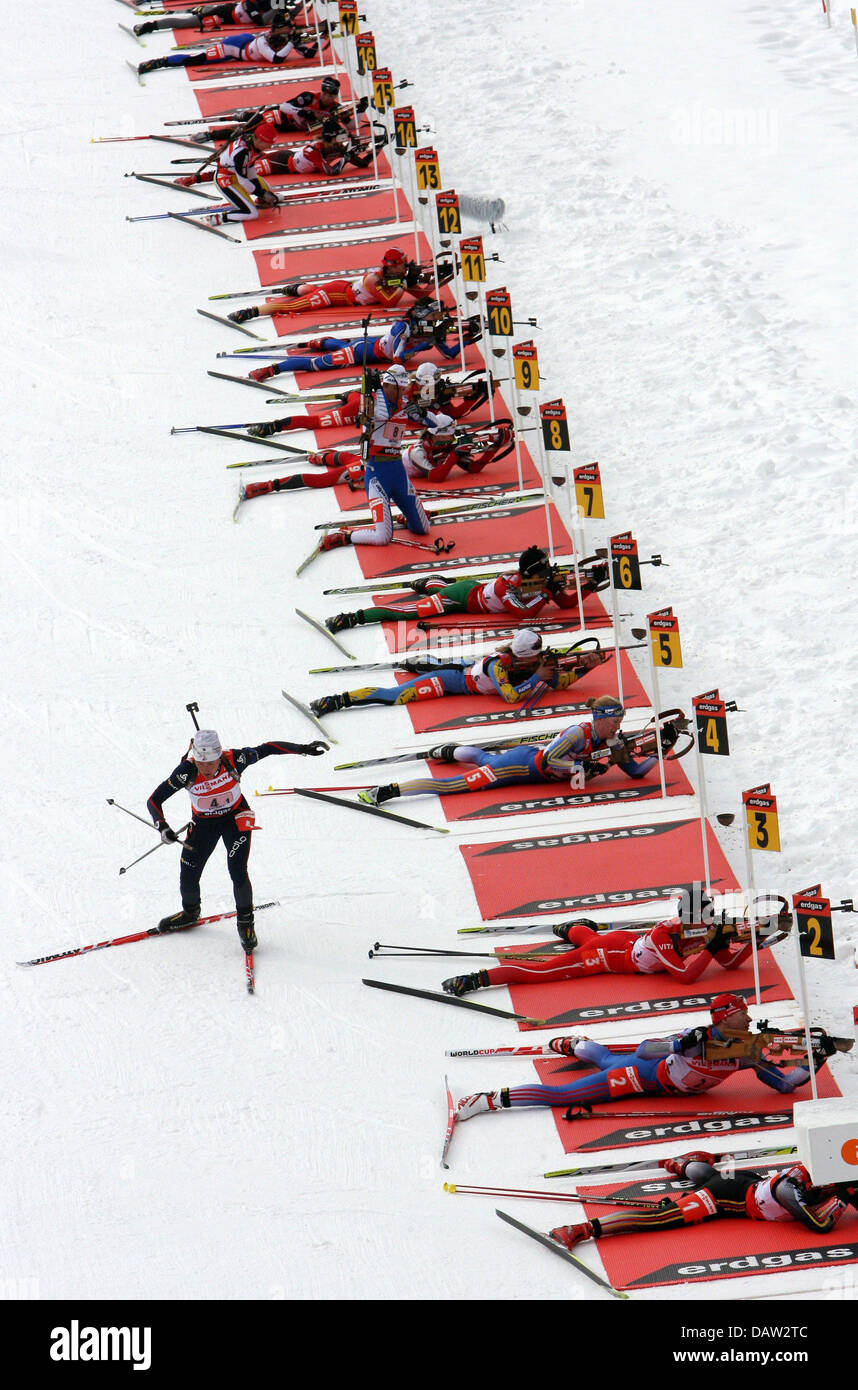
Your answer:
[443,1182,457,1193]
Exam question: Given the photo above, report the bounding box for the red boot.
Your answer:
[321,529,352,552]
[659,1150,716,1178]
[249,365,276,382]
[549,1222,593,1251]
[243,480,275,500]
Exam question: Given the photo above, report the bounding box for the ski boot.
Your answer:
[158,904,200,933]
[246,421,280,438]
[325,611,362,634]
[237,908,257,954]
[428,744,458,763]
[138,58,169,74]
[358,784,399,807]
[134,21,158,37]
[441,971,489,996]
[227,308,259,324]
[320,530,352,552]
[408,574,443,595]
[552,918,600,942]
[549,1222,593,1251]
[455,1090,508,1121]
[310,694,347,716]
[249,365,276,382]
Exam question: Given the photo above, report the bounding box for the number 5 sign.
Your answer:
[647,607,683,668]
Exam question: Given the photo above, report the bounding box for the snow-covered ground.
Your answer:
[2,0,856,1306]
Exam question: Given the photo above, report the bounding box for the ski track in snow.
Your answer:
[2,0,856,1302]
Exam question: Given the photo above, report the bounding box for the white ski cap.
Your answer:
[382,364,409,387]
[428,412,456,437]
[415,362,439,382]
[192,729,222,763]
[511,629,543,658]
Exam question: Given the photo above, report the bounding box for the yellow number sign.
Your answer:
[415,147,441,191]
[355,33,377,77]
[648,608,683,668]
[486,288,513,337]
[512,341,539,390]
[793,887,835,961]
[692,689,730,757]
[435,191,461,237]
[371,68,394,112]
[742,784,780,853]
[459,236,485,283]
[573,462,604,518]
[393,105,416,148]
[338,0,358,35]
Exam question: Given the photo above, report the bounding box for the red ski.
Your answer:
[18,901,280,966]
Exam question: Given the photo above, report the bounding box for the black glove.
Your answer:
[660,721,680,751]
[159,825,178,844]
[405,262,421,288]
[705,921,727,955]
[355,95,370,114]
[462,314,482,345]
[677,1026,707,1055]
[301,741,329,756]
[813,1033,839,1060]
[580,758,608,780]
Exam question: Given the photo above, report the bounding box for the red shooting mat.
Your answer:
[194,74,355,117]
[437,759,693,823]
[241,189,403,241]
[253,233,435,285]
[352,496,569,581]
[396,649,650,737]
[502,945,790,1032]
[580,1165,854,1289]
[461,816,740,920]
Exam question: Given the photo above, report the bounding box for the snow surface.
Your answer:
[2,0,857,1304]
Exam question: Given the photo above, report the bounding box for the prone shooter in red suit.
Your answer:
[440,893,787,996]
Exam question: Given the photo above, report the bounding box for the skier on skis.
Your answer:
[147,728,326,953]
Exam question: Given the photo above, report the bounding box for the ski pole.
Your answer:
[107,797,157,830]
[445,1182,662,1208]
[119,822,191,876]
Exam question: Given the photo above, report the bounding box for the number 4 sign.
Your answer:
[693,689,729,756]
